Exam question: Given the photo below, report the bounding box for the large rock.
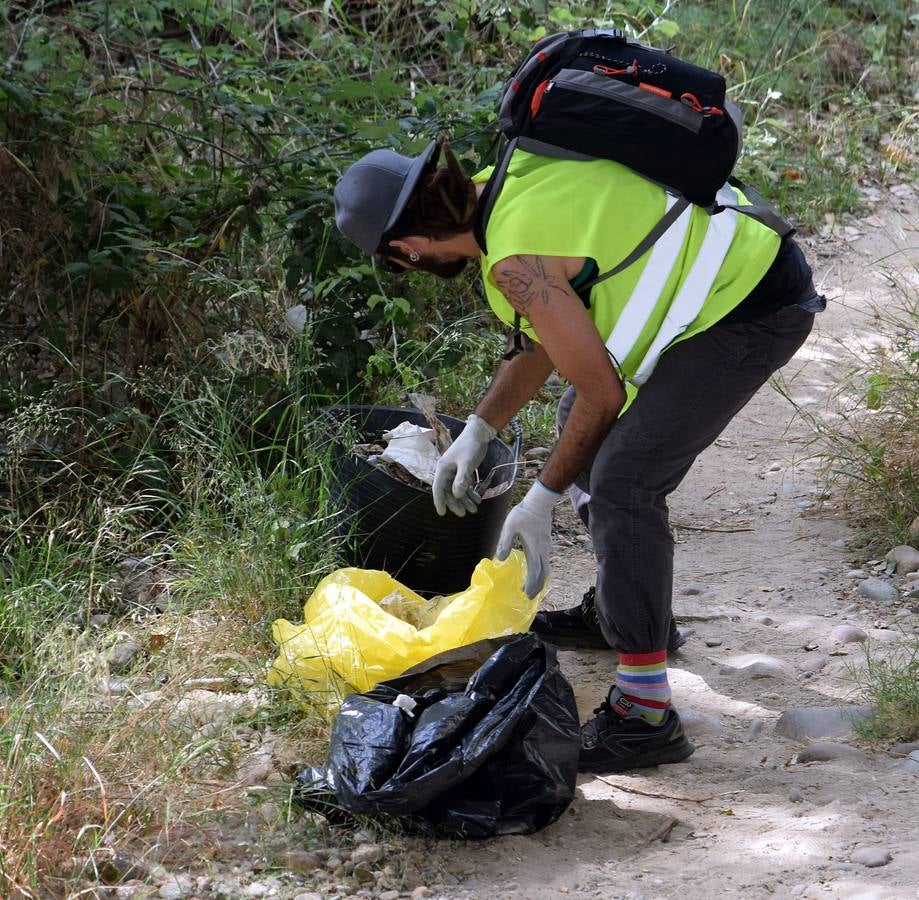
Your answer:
[856,576,898,605]
[830,624,868,644]
[775,705,874,741]
[719,654,791,678]
[886,544,919,575]
[796,742,866,763]
[850,847,892,868]
[676,707,724,737]
[106,638,142,674]
[892,749,919,774]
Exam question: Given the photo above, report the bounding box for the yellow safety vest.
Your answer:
[474,150,780,399]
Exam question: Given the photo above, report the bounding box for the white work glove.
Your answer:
[432,414,497,517]
[496,479,560,598]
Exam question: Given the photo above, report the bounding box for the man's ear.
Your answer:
[388,237,430,258]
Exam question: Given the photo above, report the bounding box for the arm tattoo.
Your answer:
[494,256,571,314]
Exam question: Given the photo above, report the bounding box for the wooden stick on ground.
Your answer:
[595,775,743,804]
[671,522,755,534]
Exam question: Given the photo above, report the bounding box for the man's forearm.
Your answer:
[537,390,621,493]
[474,340,555,430]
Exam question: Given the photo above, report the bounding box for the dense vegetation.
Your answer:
[1,0,915,894]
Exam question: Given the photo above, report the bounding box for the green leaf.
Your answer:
[866,374,890,410]
[98,97,126,114]
[0,78,33,109]
[444,31,465,55]
[355,121,398,141]
[653,18,680,39]
[169,215,195,232]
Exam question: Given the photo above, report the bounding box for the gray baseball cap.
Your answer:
[334,139,438,255]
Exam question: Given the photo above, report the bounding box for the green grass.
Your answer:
[366,320,559,451]
[0,372,345,893]
[803,296,919,552]
[853,640,919,743]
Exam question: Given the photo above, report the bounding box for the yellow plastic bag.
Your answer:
[267,552,541,706]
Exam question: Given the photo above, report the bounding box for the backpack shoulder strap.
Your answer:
[473,138,517,254]
[475,137,610,253]
[583,197,691,289]
[720,177,795,238]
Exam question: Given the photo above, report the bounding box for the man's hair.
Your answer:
[377,137,477,260]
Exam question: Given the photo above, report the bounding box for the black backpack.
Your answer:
[475,29,792,311]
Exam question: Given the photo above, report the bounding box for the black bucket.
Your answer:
[321,405,521,596]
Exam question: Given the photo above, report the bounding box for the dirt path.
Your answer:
[436,195,919,899]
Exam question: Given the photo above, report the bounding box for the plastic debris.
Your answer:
[297,634,580,838]
[392,694,418,717]
[268,552,542,705]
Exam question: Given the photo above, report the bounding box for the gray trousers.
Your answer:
[556,302,816,654]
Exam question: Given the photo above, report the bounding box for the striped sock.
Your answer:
[612,650,671,726]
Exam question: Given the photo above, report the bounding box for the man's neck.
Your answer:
[436,230,482,260]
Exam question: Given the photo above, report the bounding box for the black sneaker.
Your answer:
[531,586,608,649]
[531,587,691,654]
[578,692,695,773]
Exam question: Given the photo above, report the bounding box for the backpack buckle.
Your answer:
[502,330,533,361]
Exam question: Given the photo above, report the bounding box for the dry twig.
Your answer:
[595,774,743,804]
[671,522,754,534]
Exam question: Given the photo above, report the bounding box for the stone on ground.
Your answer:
[886,544,919,575]
[775,705,874,741]
[798,654,829,674]
[857,576,898,605]
[679,582,708,596]
[796,742,866,763]
[677,708,724,737]
[830,624,868,644]
[850,847,892,868]
[719,654,790,678]
[350,843,384,866]
[107,638,142,673]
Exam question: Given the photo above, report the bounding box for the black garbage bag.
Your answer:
[298,634,580,838]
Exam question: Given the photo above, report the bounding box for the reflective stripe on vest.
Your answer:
[605,183,741,386]
[604,194,693,368]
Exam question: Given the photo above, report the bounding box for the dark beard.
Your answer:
[415,255,469,279]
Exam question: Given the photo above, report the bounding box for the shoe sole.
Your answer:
[578,738,696,774]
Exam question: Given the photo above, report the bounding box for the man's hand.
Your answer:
[432,414,497,517]
[496,480,560,597]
